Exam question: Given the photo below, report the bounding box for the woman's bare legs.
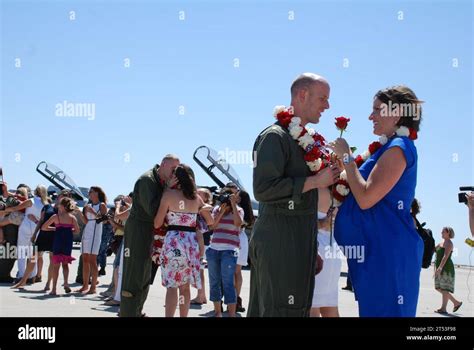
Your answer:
[165,287,178,317]
[310,307,321,317]
[76,254,90,293]
[50,263,61,295]
[11,257,37,289]
[178,283,191,317]
[61,262,71,292]
[36,252,44,280]
[234,265,243,299]
[44,253,53,291]
[320,307,340,317]
[87,254,98,294]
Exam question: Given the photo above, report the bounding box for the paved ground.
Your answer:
[1,246,473,317]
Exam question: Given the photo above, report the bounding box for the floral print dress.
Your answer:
[160,211,201,289]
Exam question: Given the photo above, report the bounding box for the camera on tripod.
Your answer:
[458,186,474,204]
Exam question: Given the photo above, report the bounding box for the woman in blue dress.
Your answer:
[329,86,424,317]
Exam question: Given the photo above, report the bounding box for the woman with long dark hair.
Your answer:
[154,164,213,317]
[76,186,107,294]
[234,189,254,313]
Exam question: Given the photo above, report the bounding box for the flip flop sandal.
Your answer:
[453,302,462,312]
[435,309,448,315]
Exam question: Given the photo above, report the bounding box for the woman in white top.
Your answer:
[311,187,342,317]
[9,185,49,280]
[76,186,107,294]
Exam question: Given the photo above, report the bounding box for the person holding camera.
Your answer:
[102,194,132,307]
[76,186,107,294]
[467,192,474,237]
[206,188,244,317]
[98,207,114,277]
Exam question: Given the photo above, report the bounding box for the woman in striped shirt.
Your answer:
[206,189,243,317]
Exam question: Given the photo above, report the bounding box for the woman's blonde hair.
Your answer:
[34,185,50,205]
[197,188,213,204]
[443,226,455,239]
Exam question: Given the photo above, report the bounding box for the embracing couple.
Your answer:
[249,73,423,317]
[120,155,214,317]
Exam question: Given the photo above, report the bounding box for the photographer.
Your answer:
[467,192,474,237]
[102,194,132,307]
[206,186,243,317]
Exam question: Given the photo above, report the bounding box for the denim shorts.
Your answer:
[206,247,238,304]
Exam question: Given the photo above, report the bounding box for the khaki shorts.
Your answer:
[0,211,24,226]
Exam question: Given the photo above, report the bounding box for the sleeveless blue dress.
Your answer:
[334,136,423,317]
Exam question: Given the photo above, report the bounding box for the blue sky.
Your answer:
[1,0,473,264]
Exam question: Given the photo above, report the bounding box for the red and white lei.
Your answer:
[274,105,330,174]
[331,126,418,207]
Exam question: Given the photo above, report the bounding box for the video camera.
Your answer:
[458,186,474,204]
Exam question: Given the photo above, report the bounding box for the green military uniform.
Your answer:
[248,123,318,317]
[120,165,164,317]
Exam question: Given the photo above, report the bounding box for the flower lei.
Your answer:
[331,126,418,207]
[274,105,330,173]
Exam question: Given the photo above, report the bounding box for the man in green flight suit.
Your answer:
[248,73,341,317]
[120,154,180,317]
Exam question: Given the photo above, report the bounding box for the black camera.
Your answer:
[96,212,113,224]
[215,190,233,205]
[458,186,474,204]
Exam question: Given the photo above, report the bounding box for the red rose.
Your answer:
[409,128,418,140]
[310,146,321,157]
[335,116,351,131]
[368,141,382,154]
[355,155,364,167]
[278,115,292,128]
[332,187,346,202]
[313,133,326,145]
[304,152,319,162]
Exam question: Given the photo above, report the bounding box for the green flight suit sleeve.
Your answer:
[253,130,306,204]
[138,175,161,219]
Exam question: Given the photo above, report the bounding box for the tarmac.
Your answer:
[1,246,473,317]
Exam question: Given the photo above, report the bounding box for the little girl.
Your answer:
[41,197,80,296]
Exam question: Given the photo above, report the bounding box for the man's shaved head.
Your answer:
[290,73,329,98]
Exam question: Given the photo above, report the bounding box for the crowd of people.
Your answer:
[0,159,257,317]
